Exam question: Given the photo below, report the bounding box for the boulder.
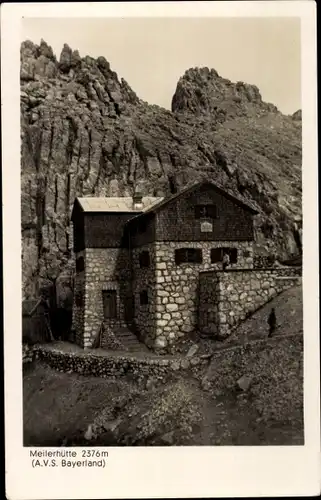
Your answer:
[160,431,175,445]
[236,375,253,392]
[84,424,94,441]
[186,344,199,357]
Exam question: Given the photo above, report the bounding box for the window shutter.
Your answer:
[194,249,202,263]
[175,248,185,264]
[175,248,202,264]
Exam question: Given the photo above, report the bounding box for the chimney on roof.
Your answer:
[133,192,143,210]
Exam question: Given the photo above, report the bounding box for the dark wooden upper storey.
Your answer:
[71,196,163,251]
[127,182,258,247]
[71,181,258,251]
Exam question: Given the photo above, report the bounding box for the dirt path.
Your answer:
[226,283,303,345]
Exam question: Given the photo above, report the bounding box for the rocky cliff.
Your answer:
[21,40,302,309]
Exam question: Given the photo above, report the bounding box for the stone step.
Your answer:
[119,340,142,345]
[117,334,141,341]
[115,333,144,345]
[120,341,142,347]
[102,322,149,352]
[117,332,137,338]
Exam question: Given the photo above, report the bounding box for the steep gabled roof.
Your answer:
[71,196,163,219]
[126,180,259,227]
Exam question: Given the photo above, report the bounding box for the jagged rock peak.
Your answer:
[172,66,278,117]
[59,43,81,73]
[181,67,220,80]
[21,39,55,60]
[292,109,302,121]
[20,40,140,106]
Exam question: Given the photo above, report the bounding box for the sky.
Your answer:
[22,17,301,114]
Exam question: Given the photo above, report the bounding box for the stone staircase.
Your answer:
[100,322,149,353]
[116,326,150,353]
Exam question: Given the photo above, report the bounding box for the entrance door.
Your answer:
[102,290,117,319]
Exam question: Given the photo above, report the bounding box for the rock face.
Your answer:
[21,40,302,308]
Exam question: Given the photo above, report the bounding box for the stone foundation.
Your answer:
[199,268,301,338]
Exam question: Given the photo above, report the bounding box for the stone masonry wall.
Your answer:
[199,269,301,338]
[72,250,85,346]
[153,241,254,350]
[82,248,131,348]
[132,243,157,347]
[31,344,209,384]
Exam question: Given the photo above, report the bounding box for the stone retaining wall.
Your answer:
[199,269,301,338]
[24,334,302,393]
[29,345,209,383]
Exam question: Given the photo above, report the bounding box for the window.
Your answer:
[139,251,150,268]
[210,247,238,264]
[175,248,202,265]
[140,290,149,305]
[76,256,84,272]
[210,248,223,263]
[195,204,217,219]
[228,248,238,264]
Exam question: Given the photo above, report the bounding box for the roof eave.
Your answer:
[128,180,259,219]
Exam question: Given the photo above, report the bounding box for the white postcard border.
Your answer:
[2,2,320,499]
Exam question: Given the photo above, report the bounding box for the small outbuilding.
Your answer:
[22,297,54,345]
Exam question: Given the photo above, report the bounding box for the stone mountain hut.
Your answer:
[70,180,261,352]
